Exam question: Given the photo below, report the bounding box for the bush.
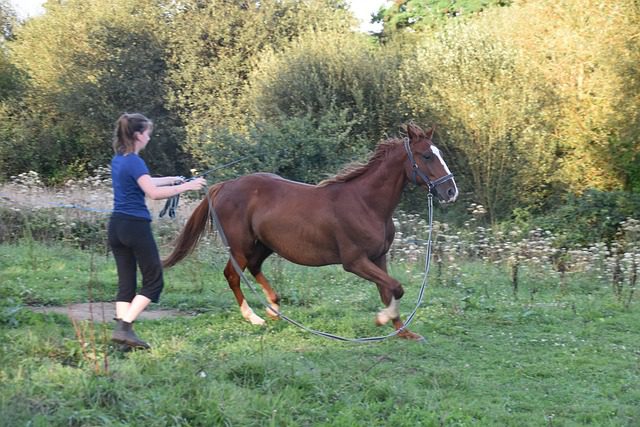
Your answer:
[0,205,107,249]
[246,29,405,145]
[195,111,368,184]
[533,189,640,247]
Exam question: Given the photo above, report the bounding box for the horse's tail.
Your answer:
[162,183,224,268]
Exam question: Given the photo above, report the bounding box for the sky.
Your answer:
[9,0,45,19]
[9,0,390,32]
[348,0,390,33]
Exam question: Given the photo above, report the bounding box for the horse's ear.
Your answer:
[406,122,425,141]
[425,126,435,140]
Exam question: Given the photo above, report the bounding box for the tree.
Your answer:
[0,2,28,179]
[0,0,21,100]
[373,0,512,38]
[401,20,558,223]
[485,0,640,194]
[0,0,16,41]
[590,1,640,193]
[246,29,406,146]
[200,111,362,184]
[397,0,640,222]
[2,0,362,182]
[4,0,185,181]
[164,0,355,166]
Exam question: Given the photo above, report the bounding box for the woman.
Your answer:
[108,113,206,349]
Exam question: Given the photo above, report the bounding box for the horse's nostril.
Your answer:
[448,188,455,197]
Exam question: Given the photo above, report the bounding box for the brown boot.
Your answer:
[112,319,150,349]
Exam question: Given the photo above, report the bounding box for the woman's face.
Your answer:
[134,128,151,152]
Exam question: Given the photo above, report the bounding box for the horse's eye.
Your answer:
[422,153,432,161]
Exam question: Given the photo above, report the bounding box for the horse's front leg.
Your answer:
[369,254,424,341]
[374,283,399,326]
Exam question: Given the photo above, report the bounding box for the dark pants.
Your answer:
[108,214,164,303]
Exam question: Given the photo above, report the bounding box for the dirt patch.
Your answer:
[28,302,186,322]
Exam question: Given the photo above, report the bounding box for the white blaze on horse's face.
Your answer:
[430,144,459,202]
[431,145,451,175]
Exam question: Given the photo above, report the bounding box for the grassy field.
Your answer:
[1,238,638,427]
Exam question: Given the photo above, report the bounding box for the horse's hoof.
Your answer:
[247,313,266,326]
[376,313,396,326]
[266,304,280,320]
[397,330,425,341]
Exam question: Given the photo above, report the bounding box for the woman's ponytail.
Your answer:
[112,113,153,154]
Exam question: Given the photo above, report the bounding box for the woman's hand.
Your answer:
[184,177,207,192]
[138,175,207,200]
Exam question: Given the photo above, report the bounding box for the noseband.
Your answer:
[403,137,454,190]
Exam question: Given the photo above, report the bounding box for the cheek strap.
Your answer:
[403,138,454,189]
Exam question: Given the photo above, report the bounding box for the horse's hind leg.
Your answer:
[224,258,265,325]
[247,242,280,320]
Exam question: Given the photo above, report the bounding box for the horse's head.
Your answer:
[403,123,458,203]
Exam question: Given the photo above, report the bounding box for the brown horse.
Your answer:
[163,123,458,340]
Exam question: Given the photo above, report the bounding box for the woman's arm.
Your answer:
[150,176,184,187]
[137,175,207,200]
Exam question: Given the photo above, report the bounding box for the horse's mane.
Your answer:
[317,138,401,187]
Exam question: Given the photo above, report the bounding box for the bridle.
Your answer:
[403,137,454,190]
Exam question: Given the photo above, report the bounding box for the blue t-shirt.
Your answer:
[111,153,151,221]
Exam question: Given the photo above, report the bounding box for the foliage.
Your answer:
[400,18,558,223]
[0,0,16,41]
[164,0,354,163]
[2,0,186,182]
[395,0,640,220]
[0,0,639,226]
[487,0,640,194]
[246,29,406,144]
[64,17,188,175]
[0,53,24,101]
[249,113,364,183]
[0,0,22,101]
[198,111,366,184]
[373,0,512,37]
[533,190,640,247]
[607,2,640,192]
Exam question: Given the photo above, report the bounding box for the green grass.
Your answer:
[1,241,639,426]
